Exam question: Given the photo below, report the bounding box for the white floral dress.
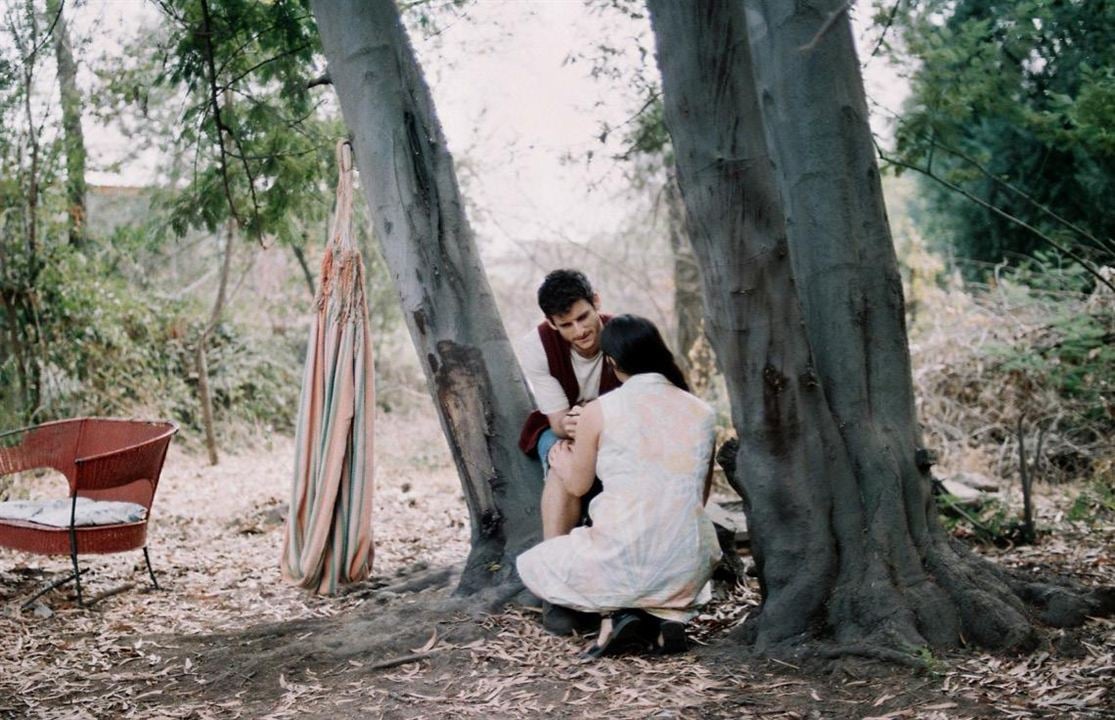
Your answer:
[516,372,722,621]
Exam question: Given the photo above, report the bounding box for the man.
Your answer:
[517,269,619,634]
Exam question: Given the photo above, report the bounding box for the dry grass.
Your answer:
[910,276,1113,486]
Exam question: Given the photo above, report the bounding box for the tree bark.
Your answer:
[646,0,1111,658]
[311,0,542,595]
[292,234,316,298]
[665,171,703,376]
[197,221,236,467]
[48,0,86,248]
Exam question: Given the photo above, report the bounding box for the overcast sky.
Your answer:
[71,0,909,252]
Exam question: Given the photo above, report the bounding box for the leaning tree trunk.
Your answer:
[48,0,86,248]
[311,0,542,595]
[647,0,1111,659]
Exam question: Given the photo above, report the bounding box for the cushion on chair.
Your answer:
[0,497,147,528]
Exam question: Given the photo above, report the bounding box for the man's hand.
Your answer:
[560,405,582,439]
[548,440,576,486]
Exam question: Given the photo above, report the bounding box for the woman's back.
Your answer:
[596,372,716,512]
[516,369,721,620]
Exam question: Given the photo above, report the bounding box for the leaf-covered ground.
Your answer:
[1,409,1111,719]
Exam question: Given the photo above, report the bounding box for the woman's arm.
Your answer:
[548,400,602,497]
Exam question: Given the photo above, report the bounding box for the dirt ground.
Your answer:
[1,409,1112,720]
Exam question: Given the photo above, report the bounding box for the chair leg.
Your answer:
[20,569,86,611]
[142,547,160,591]
[69,545,84,607]
[67,497,84,610]
[68,501,84,608]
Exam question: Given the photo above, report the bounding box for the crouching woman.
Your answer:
[516,314,721,657]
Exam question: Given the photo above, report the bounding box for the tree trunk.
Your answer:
[197,222,236,467]
[665,171,703,376]
[646,0,1111,658]
[291,234,315,298]
[311,0,542,595]
[48,0,86,248]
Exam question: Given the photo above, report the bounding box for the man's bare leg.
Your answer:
[541,472,580,539]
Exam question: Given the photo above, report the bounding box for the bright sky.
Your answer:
[69,0,909,251]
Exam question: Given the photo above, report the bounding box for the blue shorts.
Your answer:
[537,428,560,478]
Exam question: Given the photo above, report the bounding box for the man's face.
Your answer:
[547,296,603,358]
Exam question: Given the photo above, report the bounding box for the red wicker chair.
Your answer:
[0,418,177,606]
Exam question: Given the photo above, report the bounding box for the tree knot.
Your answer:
[763,364,786,392]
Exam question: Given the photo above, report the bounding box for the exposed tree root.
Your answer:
[737,531,1113,664]
[815,643,929,670]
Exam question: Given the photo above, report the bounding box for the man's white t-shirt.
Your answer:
[517,327,604,415]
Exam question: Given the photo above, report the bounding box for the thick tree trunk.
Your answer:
[48,0,86,248]
[311,0,542,595]
[665,172,703,376]
[647,0,1111,658]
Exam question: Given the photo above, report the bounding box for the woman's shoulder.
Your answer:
[670,386,716,424]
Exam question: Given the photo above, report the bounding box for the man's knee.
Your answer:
[537,428,560,478]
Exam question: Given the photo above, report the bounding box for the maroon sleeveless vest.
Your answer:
[518,314,620,455]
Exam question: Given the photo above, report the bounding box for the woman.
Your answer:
[516,314,721,657]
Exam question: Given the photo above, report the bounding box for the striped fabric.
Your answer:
[281,141,376,595]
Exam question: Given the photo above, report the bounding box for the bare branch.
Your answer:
[799,0,855,53]
[198,0,244,230]
[874,140,1115,294]
[869,95,1115,255]
[213,14,313,78]
[869,0,903,58]
[20,0,64,64]
[220,42,314,90]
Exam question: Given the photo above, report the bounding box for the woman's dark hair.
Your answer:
[538,269,594,319]
[600,314,689,391]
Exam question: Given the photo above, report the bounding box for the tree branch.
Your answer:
[213,14,313,78]
[198,0,244,230]
[869,95,1115,256]
[220,42,314,90]
[869,0,904,58]
[874,140,1115,294]
[799,0,855,52]
[932,139,1115,257]
[20,0,64,64]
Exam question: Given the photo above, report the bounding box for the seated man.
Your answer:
[517,269,620,633]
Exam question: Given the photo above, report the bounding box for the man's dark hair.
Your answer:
[537,269,595,318]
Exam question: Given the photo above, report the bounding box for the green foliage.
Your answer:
[0,1,67,426]
[98,0,339,248]
[1067,477,1115,524]
[2,239,302,435]
[0,0,402,443]
[986,256,1115,440]
[884,0,1115,273]
[935,491,1019,545]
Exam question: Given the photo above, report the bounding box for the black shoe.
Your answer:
[542,601,601,636]
[635,611,688,654]
[581,610,648,659]
[516,589,544,609]
[652,620,687,654]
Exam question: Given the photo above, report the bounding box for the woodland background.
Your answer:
[0,0,1112,717]
[0,0,1110,506]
